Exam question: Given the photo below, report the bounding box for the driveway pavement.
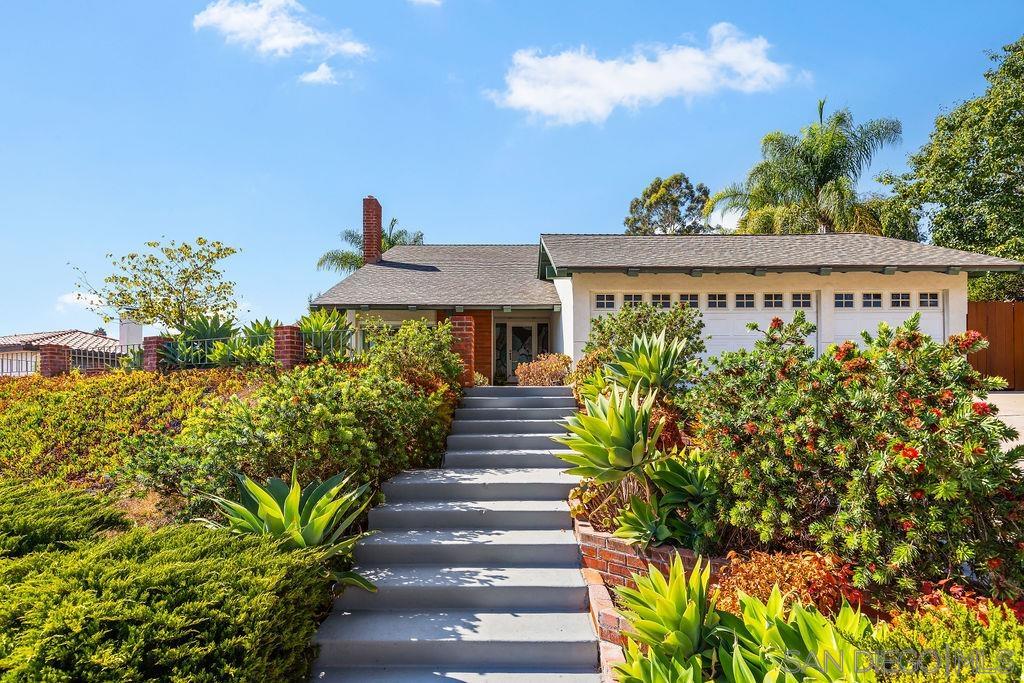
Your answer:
[990,392,1024,451]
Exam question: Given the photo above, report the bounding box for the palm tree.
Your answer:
[316,218,425,274]
[705,100,902,234]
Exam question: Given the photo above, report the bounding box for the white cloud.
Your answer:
[298,62,337,85]
[55,291,103,313]
[708,206,741,233]
[490,23,796,125]
[193,0,367,59]
[408,0,442,5]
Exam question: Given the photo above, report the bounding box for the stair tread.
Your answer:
[350,565,586,589]
[361,529,576,547]
[317,610,595,644]
[387,468,575,485]
[313,668,601,681]
[374,500,570,513]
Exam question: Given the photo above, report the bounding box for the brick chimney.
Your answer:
[363,195,383,264]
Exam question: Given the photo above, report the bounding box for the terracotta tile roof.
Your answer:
[312,245,560,309]
[540,233,1024,273]
[0,330,121,352]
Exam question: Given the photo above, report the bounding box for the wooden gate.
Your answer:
[967,301,1024,390]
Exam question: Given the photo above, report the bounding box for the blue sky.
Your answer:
[2,1,1022,335]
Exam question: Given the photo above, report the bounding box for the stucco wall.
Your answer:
[560,270,969,360]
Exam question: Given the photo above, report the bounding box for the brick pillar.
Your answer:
[143,336,171,372]
[38,344,70,377]
[451,314,475,387]
[363,195,382,265]
[274,325,304,370]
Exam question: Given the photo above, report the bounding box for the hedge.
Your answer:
[0,369,267,482]
[0,525,333,682]
[0,479,127,558]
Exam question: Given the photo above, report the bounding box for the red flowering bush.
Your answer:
[691,313,1024,594]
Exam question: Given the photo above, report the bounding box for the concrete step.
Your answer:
[455,407,576,421]
[337,566,588,610]
[460,396,577,409]
[452,419,566,435]
[356,529,580,566]
[465,386,573,397]
[447,433,565,451]
[383,468,576,502]
[370,500,571,530]
[444,449,569,469]
[312,669,601,682]
[314,610,598,668]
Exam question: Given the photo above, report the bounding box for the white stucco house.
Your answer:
[312,196,1024,383]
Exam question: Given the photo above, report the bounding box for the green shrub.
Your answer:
[0,479,127,558]
[584,302,705,358]
[0,369,265,482]
[127,364,454,517]
[0,525,333,682]
[299,309,353,361]
[872,596,1024,682]
[691,314,1024,592]
[360,317,462,387]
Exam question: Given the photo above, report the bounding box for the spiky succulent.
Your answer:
[553,385,664,483]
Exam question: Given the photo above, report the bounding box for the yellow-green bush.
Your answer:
[0,369,267,482]
[0,478,127,557]
[0,524,333,682]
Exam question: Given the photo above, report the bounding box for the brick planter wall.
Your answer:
[575,519,729,648]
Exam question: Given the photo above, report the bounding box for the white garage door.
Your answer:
[701,291,818,357]
[830,290,944,347]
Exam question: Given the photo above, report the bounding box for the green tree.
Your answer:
[881,37,1024,299]
[317,218,424,274]
[76,237,238,331]
[705,100,903,235]
[624,173,714,235]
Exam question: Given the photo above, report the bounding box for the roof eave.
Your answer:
[556,264,1023,275]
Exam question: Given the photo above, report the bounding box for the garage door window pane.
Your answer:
[735,293,755,308]
[652,293,672,309]
[708,294,727,309]
[835,293,854,308]
[862,293,882,308]
[920,292,939,308]
[623,294,644,307]
[792,293,812,308]
[891,292,911,308]
[763,293,783,308]
[679,294,699,308]
[595,293,616,309]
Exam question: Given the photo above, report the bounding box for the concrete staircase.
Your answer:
[311,385,601,682]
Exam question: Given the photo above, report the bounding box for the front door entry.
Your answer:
[509,325,534,377]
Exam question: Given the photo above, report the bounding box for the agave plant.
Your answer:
[553,386,664,484]
[718,588,876,683]
[204,465,375,591]
[299,308,354,360]
[605,330,698,394]
[614,639,705,683]
[159,313,238,368]
[613,494,687,550]
[577,365,610,404]
[646,452,719,553]
[616,556,722,664]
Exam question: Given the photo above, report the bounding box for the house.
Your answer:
[0,322,142,377]
[312,196,1024,384]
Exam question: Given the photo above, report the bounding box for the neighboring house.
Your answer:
[0,322,142,377]
[313,196,1024,384]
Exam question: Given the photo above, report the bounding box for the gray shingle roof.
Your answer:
[312,245,560,309]
[540,233,1024,273]
[0,330,120,352]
